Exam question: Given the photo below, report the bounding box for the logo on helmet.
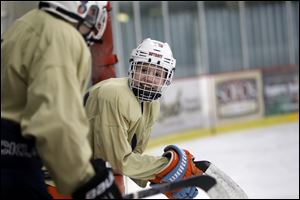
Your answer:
[149,52,162,58]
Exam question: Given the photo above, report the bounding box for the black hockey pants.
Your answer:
[1,118,52,200]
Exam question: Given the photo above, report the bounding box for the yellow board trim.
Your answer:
[147,112,299,149]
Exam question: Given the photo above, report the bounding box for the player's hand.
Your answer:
[151,145,203,183]
[72,159,122,199]
[150,145,203,199]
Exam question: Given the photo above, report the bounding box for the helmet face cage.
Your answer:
[40,1,108,45]
[129,61,171,102]
[128,38,176,102]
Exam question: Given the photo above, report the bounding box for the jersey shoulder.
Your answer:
[90,77,134,101]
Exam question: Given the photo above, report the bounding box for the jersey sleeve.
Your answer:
[20,18,94,194]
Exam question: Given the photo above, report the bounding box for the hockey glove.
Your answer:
[72,159,122,199]
[166,186,199,199]
[150,145,203,199]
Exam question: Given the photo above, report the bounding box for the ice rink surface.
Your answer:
[125,122,299,199]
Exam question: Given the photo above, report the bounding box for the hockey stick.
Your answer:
[123,175,216,199]
[44,169,217,199]
[195,160,248,199]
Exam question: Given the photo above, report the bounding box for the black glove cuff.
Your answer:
[72,159,122,199]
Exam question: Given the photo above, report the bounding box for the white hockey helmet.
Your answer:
[39,1,108,45]
[128,38,176,102]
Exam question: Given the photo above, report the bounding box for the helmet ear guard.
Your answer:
[165,68,175,86]
[128,63,134,76]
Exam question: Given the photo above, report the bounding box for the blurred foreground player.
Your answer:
[1,1,121,199]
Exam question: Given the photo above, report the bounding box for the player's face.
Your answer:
[133,63,167,91]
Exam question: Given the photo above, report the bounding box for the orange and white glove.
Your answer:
[150,145,203,199]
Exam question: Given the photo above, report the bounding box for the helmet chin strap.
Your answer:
[87,37,103,45]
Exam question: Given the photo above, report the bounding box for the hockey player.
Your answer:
[1,1,121,199]
[85,38,203,199]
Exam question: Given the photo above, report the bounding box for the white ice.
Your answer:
[125,122,299,199]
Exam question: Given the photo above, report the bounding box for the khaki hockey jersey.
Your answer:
[85,77,169,187]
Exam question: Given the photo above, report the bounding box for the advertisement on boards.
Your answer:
[262,67,299,116]
[211,70,264,125]
[152,77,211,137]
